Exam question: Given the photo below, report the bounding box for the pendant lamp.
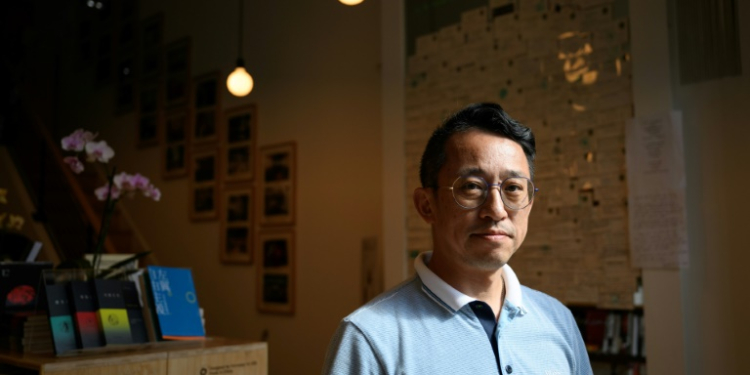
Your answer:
[226,0,254,97]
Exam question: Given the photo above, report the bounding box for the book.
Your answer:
[121,280,149,343]
[146,266,205,340]
[0,262,53,317]
[45,283,78,354]
[136,272,158,342]
[68,280,104,348]
[583,309,608,352]
[93,279,132,345]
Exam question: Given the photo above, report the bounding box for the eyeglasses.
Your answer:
[444,175,538,210]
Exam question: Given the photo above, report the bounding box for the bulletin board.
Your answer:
[404,0,639,309]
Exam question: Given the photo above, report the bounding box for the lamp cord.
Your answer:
[238,0,243,61]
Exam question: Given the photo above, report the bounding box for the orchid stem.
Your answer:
[93,166,116,276]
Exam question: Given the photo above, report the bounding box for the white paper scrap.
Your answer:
[625,112,689,269]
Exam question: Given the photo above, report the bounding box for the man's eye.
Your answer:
[503,183,525,193]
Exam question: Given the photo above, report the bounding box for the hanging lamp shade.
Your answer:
[339,0,364,5]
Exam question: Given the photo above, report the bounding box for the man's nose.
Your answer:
[479,186,509,221]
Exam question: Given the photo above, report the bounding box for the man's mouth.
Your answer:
[472,230,512,239]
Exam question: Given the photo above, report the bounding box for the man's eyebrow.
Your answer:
[456,167,485,176]
[457,168,529,179]
[506,170,528,178]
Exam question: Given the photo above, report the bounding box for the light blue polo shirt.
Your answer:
[322,252,593,375]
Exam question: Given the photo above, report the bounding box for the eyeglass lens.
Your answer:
[452,176,534,209]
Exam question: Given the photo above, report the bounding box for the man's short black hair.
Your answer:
[418,102,536,188]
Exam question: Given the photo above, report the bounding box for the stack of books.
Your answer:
[37,266,206,355]
[22,314,52,354]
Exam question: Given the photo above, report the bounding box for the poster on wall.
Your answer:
[626,112,689,269]
[257,230,295,314]
[258,142,296,226]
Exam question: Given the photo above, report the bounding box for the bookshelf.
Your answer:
[0,337,267,375]
[569,306,646,375]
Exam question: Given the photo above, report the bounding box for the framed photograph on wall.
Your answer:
[223,104,257,183]
[220,188,253,264]
[137,83,160,148]
[115,55,136,115]
[192,72,221,145]
[140,13,163,81]
[190,148,219,221]
[257,230,295,314]
[164,37,191,108]
[95,33,113,86]
[162,108,189,179]
[258,142,296,226]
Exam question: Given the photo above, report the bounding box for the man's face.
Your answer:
[416,129,533,271]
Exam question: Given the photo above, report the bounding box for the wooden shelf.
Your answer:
[0,338,267,375]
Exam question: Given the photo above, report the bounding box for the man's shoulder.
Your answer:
[520,285,572,314]
[519,285,576,324]
[343,276,425,325]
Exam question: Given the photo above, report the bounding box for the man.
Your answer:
[323,103,593,375]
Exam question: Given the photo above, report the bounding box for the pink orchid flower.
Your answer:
[130,173,150,191]
[94,183,121,201]
[113,172,134,191]
[61,129,96,152]
[143,184,161,202]
[63,156,85,174]
[85,140,115,163]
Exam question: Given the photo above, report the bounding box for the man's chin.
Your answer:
[463,252,510,271]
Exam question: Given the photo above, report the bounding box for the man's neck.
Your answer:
[427,251,506,319]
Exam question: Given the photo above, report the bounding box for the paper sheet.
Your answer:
[625,112,689,268]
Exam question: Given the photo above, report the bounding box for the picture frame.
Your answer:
[161,108,188,179]
[115,54,136,115]
[76,11,94,64]
[257,229,295,314]
[95,33,113,86]
[192,72,221,145]
[189,148,219,221]
[223,104,257,183]
[136,83,160,148]
[258,142,296,226]
[220,188,253,264]
[164,37,191,108]
[139,13,163,81]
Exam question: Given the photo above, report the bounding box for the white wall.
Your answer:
[48,1,383,374]
[673,1,750,372]
[632,0,750,373]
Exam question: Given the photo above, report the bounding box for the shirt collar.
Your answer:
[414,251,525,313]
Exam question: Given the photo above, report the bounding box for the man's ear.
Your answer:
[413,187,436,224]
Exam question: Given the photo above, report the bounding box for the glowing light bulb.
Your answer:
[339,0,364,5]
[226,66,254,97]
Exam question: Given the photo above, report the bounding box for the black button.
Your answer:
[505,365,513,373]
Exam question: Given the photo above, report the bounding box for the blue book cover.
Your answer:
[146,266,204,339]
